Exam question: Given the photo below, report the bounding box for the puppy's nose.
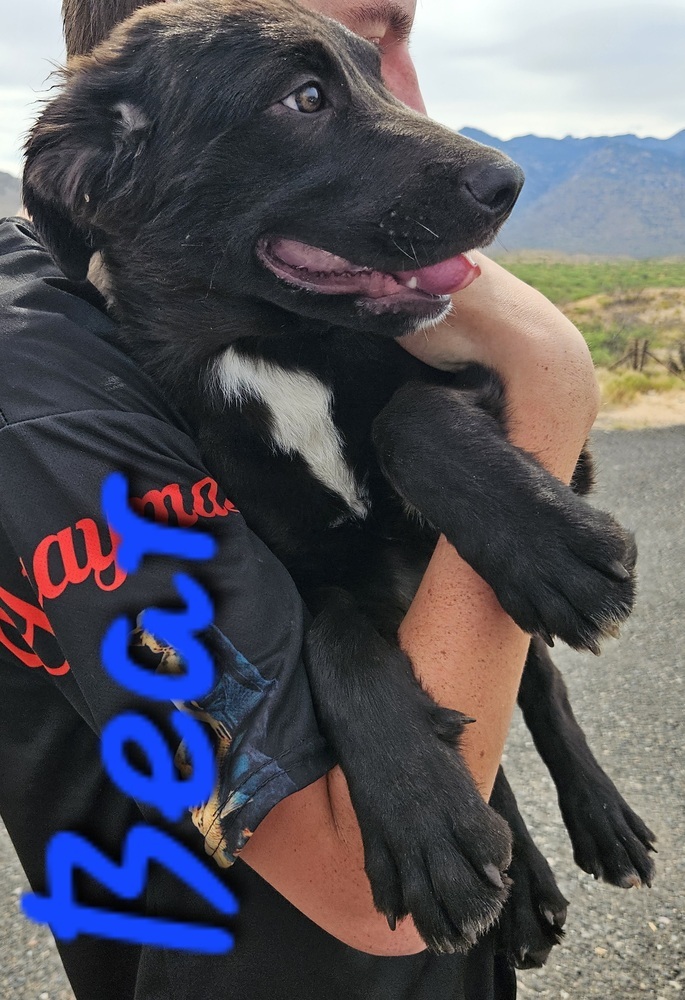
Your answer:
[461,161,524,218]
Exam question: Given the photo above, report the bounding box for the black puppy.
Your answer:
[23,0,655,957]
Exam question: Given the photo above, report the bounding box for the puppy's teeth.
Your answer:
[406,277,418,289]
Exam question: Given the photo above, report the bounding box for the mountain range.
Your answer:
[2,128,684,257]
[462,128,685,258]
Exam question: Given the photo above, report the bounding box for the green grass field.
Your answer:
[495,256,685,391]
[497,257,685,306]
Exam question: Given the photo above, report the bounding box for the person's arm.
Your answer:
[241,256,600,955]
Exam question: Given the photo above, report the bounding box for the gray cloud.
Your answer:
[411,1,685,137]
[0,0,683,174]
[499,5,684,74]
[485,4,685,100]
[0,0,64,89]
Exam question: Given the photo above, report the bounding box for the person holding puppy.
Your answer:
[0,0,597,997]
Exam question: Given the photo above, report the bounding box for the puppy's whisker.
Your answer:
[206,241,231,296]
[409,217,440,239]
[391,240,415,261]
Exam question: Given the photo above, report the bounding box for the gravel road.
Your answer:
[1,426,683,999]
[507,426,684,999]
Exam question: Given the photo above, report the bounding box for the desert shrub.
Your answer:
[599,370,682,405]
[583,325,646,365]
[499,259,685,305]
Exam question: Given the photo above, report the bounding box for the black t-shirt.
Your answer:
[0,218,516,1000]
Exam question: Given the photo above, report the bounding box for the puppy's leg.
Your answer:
[372,374,636,654]
[305,586,512,954]
[518,638,657,888]
[490,767,568,969]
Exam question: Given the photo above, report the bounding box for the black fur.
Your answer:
[24,0,653,956]
[490,767,568,969]
[518,639,656,890]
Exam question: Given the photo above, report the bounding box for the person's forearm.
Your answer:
[398,538,530,801]
[396,254,600,799]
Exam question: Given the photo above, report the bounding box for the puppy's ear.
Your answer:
[23,90,151,281]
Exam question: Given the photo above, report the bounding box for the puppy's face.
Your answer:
[24,0,523,343]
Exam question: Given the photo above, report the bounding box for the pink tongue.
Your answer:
[268,238,481,296]
[397,254,481,295]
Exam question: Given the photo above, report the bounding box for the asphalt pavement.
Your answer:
[507,426,684,999]
[1,425,683,999]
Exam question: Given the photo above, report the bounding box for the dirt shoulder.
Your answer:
[594,386,685,430]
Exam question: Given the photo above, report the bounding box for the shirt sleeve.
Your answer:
[0,218,335,862]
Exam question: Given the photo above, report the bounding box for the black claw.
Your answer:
[542,906,567,930]
[538,628,555,648]
[386,914,397,932]
[587,639,602,656]
[608,560,631,581]
[462,928,478,948]
[484,863,505,889]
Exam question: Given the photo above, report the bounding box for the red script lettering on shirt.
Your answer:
[0,476,237,674]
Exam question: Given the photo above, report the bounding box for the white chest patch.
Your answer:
[215,347,368,519]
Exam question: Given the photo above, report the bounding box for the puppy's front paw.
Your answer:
[493,499,637,653]
[355,744,513,954]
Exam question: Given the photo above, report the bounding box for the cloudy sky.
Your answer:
[1,0,683,176]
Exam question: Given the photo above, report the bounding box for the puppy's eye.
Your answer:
[282,82,326,113]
